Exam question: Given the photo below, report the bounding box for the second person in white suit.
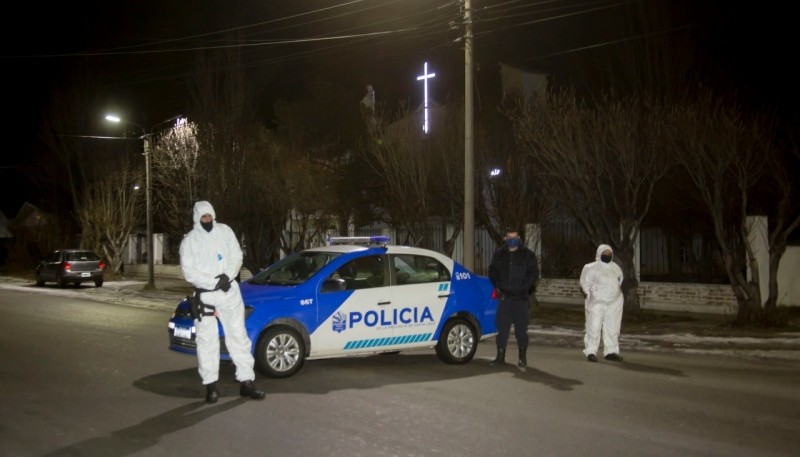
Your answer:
[580,244,624,362]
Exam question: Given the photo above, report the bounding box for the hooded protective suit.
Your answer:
[179,201,256,385]
[580,244,624,357]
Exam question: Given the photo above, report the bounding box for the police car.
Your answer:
[168,236,498,378]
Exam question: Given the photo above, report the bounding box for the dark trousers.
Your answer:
[495,296,530,350]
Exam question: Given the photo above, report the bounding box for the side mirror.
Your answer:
[322,278,346,293]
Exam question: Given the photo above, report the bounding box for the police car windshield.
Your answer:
[249,251,341,286]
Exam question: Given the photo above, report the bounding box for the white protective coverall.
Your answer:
[580,244,624,357]
[179,201,256,385]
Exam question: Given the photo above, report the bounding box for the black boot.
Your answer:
[205,382,219,404]
[518,347,527,368]
[489,347,506,367]
[240,380,265,400]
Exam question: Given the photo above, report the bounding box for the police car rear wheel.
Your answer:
[255,327,305,378]
[435,318,477,364]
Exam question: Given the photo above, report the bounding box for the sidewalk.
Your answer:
[2,274,799,361]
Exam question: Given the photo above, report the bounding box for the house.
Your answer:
[0,210,13,264]
[0,210,12,239]
[5,202,52,267]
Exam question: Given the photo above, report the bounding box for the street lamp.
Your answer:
[104,113,182,290]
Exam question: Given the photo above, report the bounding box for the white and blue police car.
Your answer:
[168,236,499,378]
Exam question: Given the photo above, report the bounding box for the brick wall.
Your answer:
[536,278,739,316]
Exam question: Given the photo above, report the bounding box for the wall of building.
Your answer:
[778,246,800,307]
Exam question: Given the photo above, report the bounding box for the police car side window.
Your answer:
[361,256,386,288]
[328,255,386,290]
[391,254,450,285]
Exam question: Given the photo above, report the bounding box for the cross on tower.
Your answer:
[416,62,436,134]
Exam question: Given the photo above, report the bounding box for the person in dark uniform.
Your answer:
[488,228,540,369]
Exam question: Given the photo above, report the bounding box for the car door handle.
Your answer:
[377,300,391,306]
[438,293,452,298]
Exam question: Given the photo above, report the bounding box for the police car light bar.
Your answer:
[328,236,391,246]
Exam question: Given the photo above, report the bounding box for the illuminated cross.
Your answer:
[416,61,436,134]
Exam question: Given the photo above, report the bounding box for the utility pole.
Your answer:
[144,136,155,290]
[463,0,475,270]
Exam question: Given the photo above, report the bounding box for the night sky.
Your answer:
[1,0,795,217]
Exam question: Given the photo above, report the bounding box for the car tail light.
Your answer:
[491,288,498,299]
[63,262,72,272]
[99,261,106,270]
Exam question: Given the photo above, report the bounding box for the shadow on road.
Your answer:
[226,353,585,393]
[41,398,247,457]
[600,360,686,377]
[133,368,201,398]
[510,366,583,391]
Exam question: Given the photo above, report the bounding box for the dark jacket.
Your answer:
[488,245,540,299]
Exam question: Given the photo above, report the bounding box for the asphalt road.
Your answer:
[5,274,800,361]
[1,282,799,456]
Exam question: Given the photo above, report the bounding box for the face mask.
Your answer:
[601,254,612,263]
[201,221,214,232]
[506,238,521,248]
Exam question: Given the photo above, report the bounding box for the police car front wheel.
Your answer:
[435,318,478,364]
[255,326,306,378]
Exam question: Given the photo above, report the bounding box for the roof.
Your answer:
[8,202,49,229]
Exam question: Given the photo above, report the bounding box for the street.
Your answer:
[0,283,798,456]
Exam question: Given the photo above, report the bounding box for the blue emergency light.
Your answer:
[327,236,390,246]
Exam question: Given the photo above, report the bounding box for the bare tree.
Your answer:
[763,133,800,314]
[360,102,435,246]
[151,121,201,261]
[182,120,292,273]
[477,132,551,247]
[270,80,366,252]
[183,42,293,272]
[230,126,293,271]
[509,89,674,312]
[33,70,148,271]
[672,92,797,324]
[74,156,144,274]
[280,150,337,252]
[357,98,471,253]
[426,98,466,257]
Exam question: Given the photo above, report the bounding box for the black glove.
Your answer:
[215,273,231,292]
[188,294,204,321]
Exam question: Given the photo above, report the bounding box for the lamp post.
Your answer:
[143,135,154,290]
[105,114,182,290]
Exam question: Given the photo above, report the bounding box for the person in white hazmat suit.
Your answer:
[179,200,265,402]
[580,244,624,362]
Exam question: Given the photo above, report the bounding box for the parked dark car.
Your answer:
[35,249,105,288]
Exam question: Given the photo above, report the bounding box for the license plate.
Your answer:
[174,327,192,339]
[80,272,91,277]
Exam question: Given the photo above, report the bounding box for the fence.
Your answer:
[127,216,799,311]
